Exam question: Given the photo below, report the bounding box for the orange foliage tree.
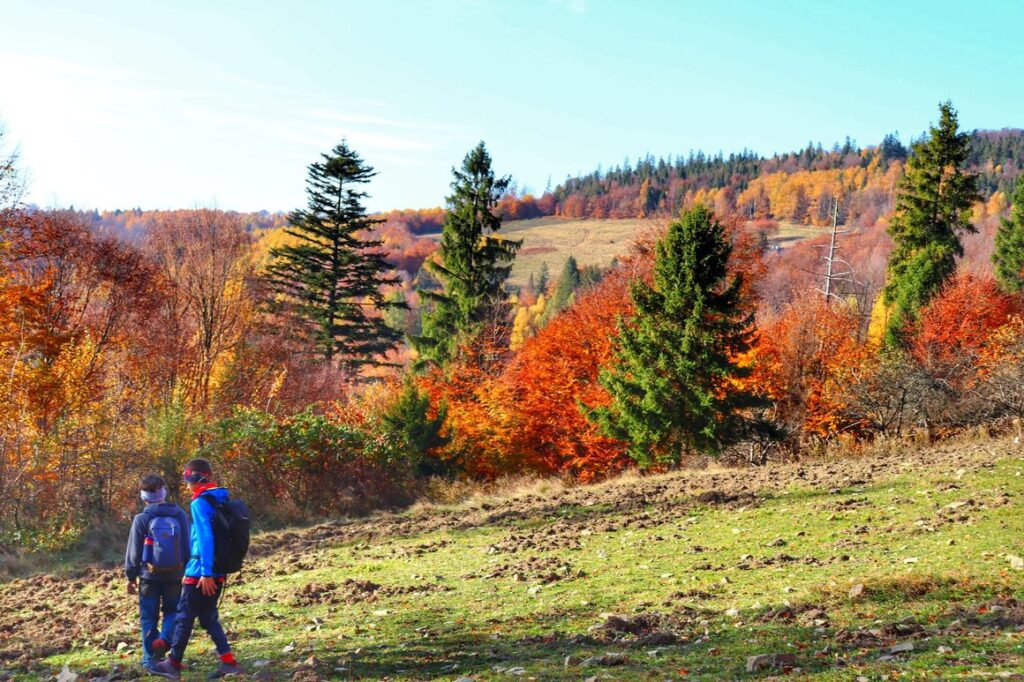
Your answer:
[910,272,1022,370]
[498,268,638,480]
[747,292,865,439]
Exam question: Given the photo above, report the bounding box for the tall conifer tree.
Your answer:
[882,102,980,347]
[588,205,768,466]
[542,255,581,322]
[536,262,550,294]
[993,175,1024,293]
[413,142,521,366]
[266,141,404,366]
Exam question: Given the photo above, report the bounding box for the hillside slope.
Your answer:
[472,218,831,287]
[2,438,1024,680]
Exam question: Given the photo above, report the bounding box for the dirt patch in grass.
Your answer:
[289,578,452,607]
[467,556,585,583]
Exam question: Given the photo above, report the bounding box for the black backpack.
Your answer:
[199,493,250,574]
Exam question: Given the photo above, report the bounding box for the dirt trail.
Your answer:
[0,436,1016,672]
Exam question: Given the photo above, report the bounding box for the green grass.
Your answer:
[6,439,1024,680]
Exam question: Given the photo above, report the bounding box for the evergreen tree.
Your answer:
[882,102,979,347]
[380,378,450,476]
[544,255,581,322]
[382,289,411,335]
[588,205,770,466]
[412,142,521,366]
[993,175,1024,292]
[265,141,404,366]
[536,261,550,294]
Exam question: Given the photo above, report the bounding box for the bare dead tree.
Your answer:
[147,209,253,413]
[0,123,25,209]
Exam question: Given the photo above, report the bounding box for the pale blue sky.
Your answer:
[1,0,1020,212]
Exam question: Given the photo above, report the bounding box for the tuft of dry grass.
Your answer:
[409,473,569,513]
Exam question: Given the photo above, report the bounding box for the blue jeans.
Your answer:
[139,580,181,664]
[170,582,231,662]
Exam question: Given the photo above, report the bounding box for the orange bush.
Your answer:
[748,292,864,437]
[911,273,1022,368]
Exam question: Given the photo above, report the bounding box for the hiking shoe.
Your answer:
[207,661,243,679]
[146,658,182,679]
[150,638,169,660]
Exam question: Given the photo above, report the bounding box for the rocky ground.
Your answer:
[2,436,1023,680]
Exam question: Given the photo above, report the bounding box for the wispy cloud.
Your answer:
[0,51,463,160]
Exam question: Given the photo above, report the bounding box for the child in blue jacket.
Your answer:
[147,458,242,679]
[125,474,189,667]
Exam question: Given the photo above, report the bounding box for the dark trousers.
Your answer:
[170,582,231,662]
[139,580,181,664]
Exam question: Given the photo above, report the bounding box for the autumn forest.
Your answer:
[2,102,1024,552]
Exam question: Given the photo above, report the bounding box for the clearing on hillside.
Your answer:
[445,217,832,287]
[2,437,1022,680]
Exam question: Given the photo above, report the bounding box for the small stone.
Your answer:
[56,665,78,682]
[849,583,865,599]
[504,667,527,676]
[597,653,627,666]
[115,641,129,652]
[253,660,271,668]
[889,641,914,654]
[937,645,953,654]
[282,642,296,653]
[1007,554,1024,570]
[563,655,581,669]
[302,656,319,668]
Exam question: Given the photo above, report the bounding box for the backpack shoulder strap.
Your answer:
[198,492,222,508]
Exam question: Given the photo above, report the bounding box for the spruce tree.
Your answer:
[412,142,521,366]
[266,141,404,366]
[536,262,550,294]
[380,378,449,476]
[588,205,768,466]
[993,175,1024,292]
[543,255,581,322]
[883,102,980,347]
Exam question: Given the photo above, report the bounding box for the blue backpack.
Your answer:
[144,515,184,574]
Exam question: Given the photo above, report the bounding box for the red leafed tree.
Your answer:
[911,272,1022,368]
[498,256,663,480]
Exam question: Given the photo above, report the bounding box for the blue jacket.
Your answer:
[186,487,230,578]
[124,503,190,582]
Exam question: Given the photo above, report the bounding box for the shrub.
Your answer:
[201,406,415,522]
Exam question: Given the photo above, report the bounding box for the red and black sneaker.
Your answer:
[150,638,169,661]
